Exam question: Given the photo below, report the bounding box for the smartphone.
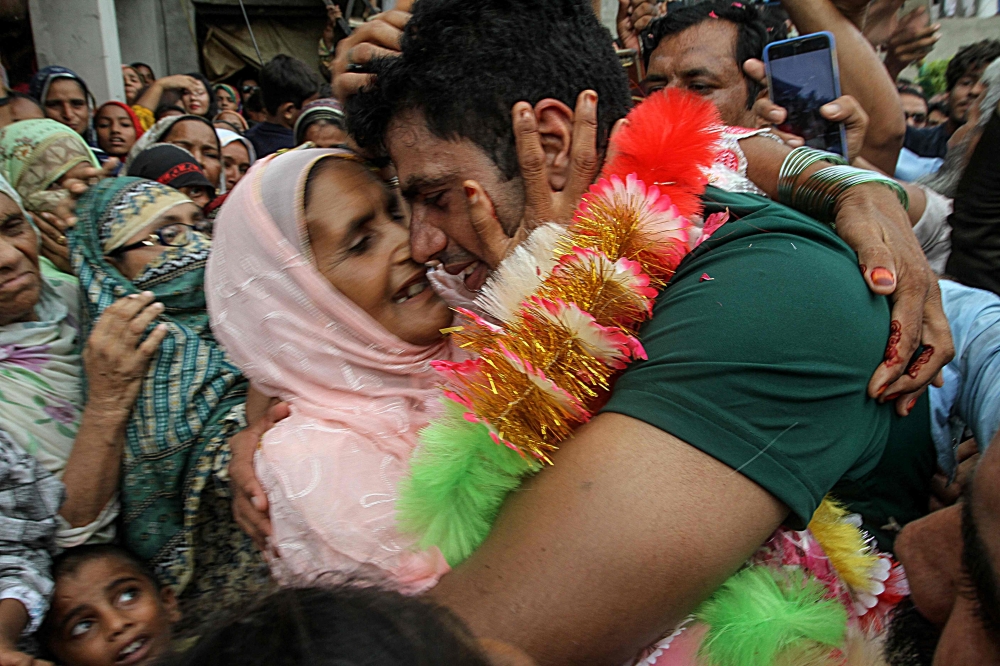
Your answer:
[763,31,848,158]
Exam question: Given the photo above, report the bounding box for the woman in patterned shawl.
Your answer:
[68,177,269,627]
[0,118,101,272]
[0,173,165,551]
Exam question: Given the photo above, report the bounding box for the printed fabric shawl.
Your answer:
[68,177,247,591]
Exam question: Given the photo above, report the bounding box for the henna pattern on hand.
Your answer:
[907,345,934,379]
[883,320,903,366]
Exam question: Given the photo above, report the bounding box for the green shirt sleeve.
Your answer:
[602,187,892,528]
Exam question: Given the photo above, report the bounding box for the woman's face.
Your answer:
[0,193,41,326]
[303,120,348,148]
[215,88,238,112]
[122,67,143,104]
[95,105,138,157]
[164,120,221,187]
[108,202,205,280]
[44,79,90,136]
[181,81,211,117]
[305,160,452,346]
[222,141,250,191]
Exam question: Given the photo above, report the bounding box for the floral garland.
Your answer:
[397,88,908,665]
[397,89,723,565]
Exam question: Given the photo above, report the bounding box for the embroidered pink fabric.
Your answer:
[206,149,451,593]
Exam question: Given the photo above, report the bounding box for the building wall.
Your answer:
[28,0,126,102]
[115,0,199,77]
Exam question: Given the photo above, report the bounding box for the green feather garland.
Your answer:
[695,567,847,666]
[397,399,540,566]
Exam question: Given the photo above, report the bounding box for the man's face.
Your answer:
[895,437,1000,664]
[949,64,989,126]
[900,92,928,128]
[645,20,758,128]
[385,109,526,292]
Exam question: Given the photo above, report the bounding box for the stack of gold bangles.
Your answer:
[777,147,909,226]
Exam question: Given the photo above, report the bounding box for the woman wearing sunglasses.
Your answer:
[68,177,266,628]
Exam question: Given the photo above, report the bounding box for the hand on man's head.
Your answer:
[616,0,659,53]
[464,90,604,268]
[330,10,410,104]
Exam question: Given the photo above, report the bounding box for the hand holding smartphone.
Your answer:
[763,31,848,158]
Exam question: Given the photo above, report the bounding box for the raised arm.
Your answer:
[134,75,201,114]
[778,0,906,173]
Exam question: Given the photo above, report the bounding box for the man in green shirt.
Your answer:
[229,0,950,662]
[603,187,891,530]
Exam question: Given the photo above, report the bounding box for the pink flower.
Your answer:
[695,210,730,247]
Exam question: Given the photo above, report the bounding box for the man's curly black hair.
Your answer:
[946,39,1000,91]
[346,0,631,180]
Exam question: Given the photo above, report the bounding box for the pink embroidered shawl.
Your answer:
[206,148,450,592]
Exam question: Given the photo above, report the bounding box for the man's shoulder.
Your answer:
[602,187,892,526]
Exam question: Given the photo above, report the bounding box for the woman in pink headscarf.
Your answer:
[205,148,456,593]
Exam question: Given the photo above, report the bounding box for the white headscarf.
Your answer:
[216,128,257,165]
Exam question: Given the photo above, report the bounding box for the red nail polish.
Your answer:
[464,185,477,203]
[875,383,889,397]
[907,398,917,411]
[859,264,867,275]
[884,392,901,401]
[870,267,895,287]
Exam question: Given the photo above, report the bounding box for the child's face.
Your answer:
[306,159,454,346]
[48,557,180,666]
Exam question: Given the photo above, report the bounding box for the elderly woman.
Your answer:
[69,177,269,626]
[0,174,167,657]
[0,118,102,273]
[123,115,225,195]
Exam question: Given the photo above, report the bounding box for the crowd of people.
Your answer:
[0,0,998,663]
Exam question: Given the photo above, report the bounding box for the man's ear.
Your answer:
[279,101,297,125]
[533,98,574,192]
[160,585,182,624]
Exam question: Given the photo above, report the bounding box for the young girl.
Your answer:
[206,148,456,592]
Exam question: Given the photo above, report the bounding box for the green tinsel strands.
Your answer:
[396,399,540,566]
[695,567,848,666]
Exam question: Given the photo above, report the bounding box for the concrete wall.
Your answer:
[115,0,199,77]
[28,0,126,102]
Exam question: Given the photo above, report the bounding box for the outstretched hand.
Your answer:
[464,90,602,267]
[229,401,290,552]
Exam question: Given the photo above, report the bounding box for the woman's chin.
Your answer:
[390,295,454,347]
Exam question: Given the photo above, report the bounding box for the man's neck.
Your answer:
[264,113,293,130]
